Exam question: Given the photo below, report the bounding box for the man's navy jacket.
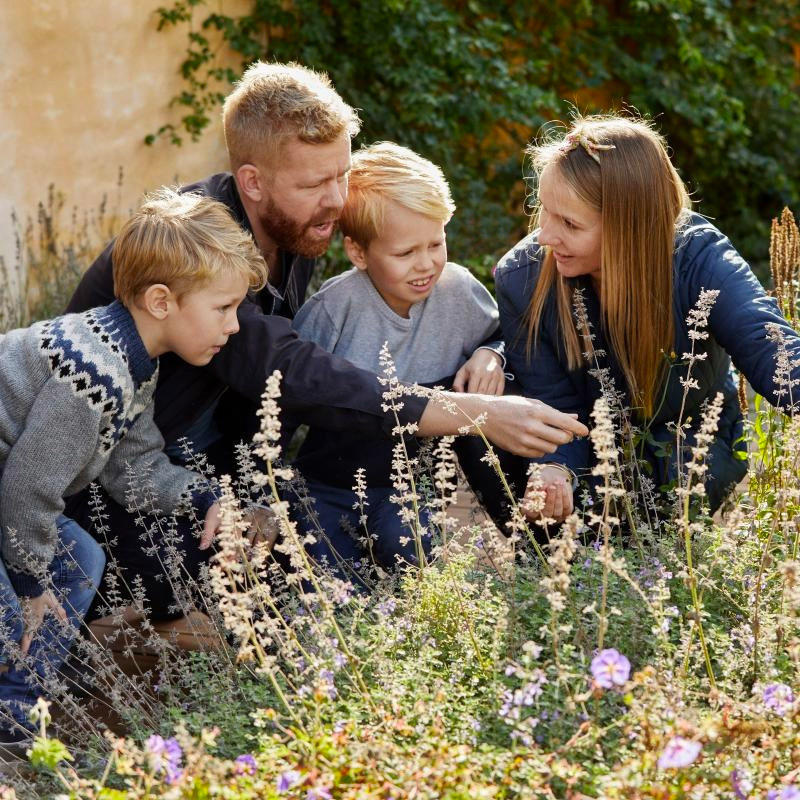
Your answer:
[66,173,426,447]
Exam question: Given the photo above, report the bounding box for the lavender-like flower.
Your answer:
[276,769,303,793]
[306,788,333,800]
[590,649,631,689]
[375,597,396,617]
[657,736,702,769]
[767,787,800,800]
[763,683,795,716]
[234,753,257,776]
[730,767,753,799]
[145,735,183,785]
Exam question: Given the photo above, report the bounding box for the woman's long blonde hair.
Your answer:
[526,115,691,417]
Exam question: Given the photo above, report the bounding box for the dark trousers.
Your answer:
[453,435,529,534]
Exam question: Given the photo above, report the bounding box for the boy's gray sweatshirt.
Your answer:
[0,301,213,597]
[292,263,501,383]
[291,263,501,487]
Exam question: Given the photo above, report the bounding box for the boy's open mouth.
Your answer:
[408,276,434,289]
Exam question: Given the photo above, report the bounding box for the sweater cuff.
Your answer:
[5,567,46,599]
[474,343,507,372]
[190,485,219,518]
[385,392,428,436]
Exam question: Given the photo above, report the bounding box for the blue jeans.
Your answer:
[0,515,104,735]
[295,480,432,582]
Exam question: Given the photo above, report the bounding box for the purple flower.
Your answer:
[276,769,302,793]
[145,735,183,784]
[306,788,332,800]
[234,753,257,776]
[730,768,753,799]
[763,683,795,716]
[590,649,631,689]
[657,736,702,769]
[376,598,396,617]
[768,787,800,800]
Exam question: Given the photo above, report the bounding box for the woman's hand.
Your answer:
[523,465,574,523]
[20,591,68,656]
[453,349,505,396]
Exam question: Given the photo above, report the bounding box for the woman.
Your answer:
[495,114,799,522]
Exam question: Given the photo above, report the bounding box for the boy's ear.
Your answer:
[140,284,173,319]
[343,236,368,271]
[236,163,265,203]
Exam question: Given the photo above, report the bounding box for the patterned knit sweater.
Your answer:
[0,301,214,597]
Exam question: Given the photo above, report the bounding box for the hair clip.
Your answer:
[560,131,616,164]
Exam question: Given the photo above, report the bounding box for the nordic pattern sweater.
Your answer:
[0,301,214,596]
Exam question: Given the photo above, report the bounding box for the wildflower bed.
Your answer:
[4,212,800,799]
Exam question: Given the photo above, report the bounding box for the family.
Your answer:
[1,60,798,747]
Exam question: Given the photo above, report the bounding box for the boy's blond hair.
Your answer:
[340,142,456,247]
[222,61,361,172]
[113,187,269,305]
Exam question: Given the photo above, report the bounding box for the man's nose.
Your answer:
[324,178,346,212]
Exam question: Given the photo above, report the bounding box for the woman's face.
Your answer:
[537,165,603,286]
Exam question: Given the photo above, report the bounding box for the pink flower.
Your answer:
[590,649,631,689]
[657,736,702,769]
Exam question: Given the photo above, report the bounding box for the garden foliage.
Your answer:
[4,212,799,799]
[149,0,800,280]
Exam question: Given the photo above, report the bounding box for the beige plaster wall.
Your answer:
[0,0,250,285]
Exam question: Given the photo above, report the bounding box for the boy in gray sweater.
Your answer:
[0,188,267,746]
[291,142,504,580]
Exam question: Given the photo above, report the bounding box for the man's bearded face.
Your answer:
[258,191,338,259]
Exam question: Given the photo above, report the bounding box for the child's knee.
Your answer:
[0,598,25,648]
[63,527,106,586]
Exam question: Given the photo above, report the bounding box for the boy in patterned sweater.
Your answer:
[0,187,267,747]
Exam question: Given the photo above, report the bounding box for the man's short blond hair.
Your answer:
[113,187,268,306]
[340,142,456,247]
[222,61,361,171]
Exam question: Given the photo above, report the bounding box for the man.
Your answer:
[66,62,585,620]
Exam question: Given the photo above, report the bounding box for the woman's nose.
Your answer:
[538,218,559,247]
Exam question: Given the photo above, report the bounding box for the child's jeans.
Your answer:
[294,479,432,583]
[0,515,104,736]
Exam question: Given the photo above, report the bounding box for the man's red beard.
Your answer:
[260,193,338,259]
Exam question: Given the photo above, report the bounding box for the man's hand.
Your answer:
[200,502,222,550]
[524,465,574,523]
[479,395,588,458]
[453,349,505,396]
[20,591,67,656]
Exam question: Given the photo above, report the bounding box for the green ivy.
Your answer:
[150,0,800,278]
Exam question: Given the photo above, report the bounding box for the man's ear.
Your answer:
[343,236,368,271]
[236,163,265,203]
[140,284,173,319]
